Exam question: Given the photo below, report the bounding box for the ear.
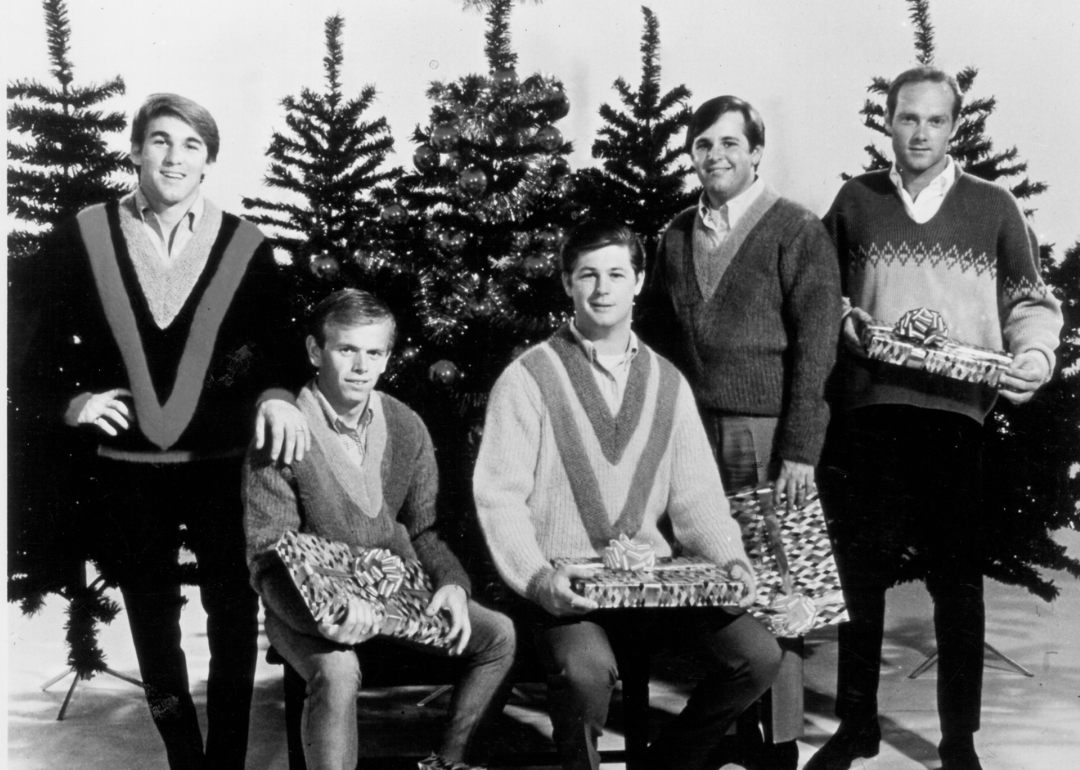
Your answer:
[561,271,574,298]
[633,270,645,296]
[305,335,322,368]
[750,144,764,169]
[129,142,143,168]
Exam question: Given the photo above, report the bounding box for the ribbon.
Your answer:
[601,534,657,572]
[894,308,949,347]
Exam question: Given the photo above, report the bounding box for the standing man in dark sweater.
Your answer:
[641,95,841,770]
[20,93,310,769]
[808,67,1062,770]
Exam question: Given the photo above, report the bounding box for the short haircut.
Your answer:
[886,66,962,123]
[131,93,220,163]
[559,219,646,275]
[307,289,397,348]
[684,95,765,154]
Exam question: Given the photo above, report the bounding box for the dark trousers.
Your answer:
[91,456,259,770]
[820,405,985,737]
[532,608,781,770]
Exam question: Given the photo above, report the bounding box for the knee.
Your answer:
[306,652,362,709]
[553,649,619,705]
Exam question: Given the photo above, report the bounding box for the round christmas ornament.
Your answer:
[522,254,548,277]
[467,297,495,317]
[428,359,460,384]
[310,253,340,280]
[535,228,560,250]
[398,345,420,363]
[459,167,489,197]
[550,156,571,178]
[412,144,440,172]
[492,68,519,90]
[430,124,460,152]
[535,125,563,152]
[444,150,464,173]
[547,90,571,120]
[380,203,408,225]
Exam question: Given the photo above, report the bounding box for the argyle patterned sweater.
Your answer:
[244,385,471,637]
[824,170,1062,422]
[474,326,751,603]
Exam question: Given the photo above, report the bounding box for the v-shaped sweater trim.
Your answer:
[520,340,680,550]
[77,203,264,450]
[693,186,781,302]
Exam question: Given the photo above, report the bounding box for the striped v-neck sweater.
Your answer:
[474,326,750,602]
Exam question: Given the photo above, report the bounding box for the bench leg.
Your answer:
[621,645,650,770]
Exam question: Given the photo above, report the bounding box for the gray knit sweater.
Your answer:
[644,192,842,465]
[244,383,470,636]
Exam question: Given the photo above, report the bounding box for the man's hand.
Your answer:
[67,388,134,436]
[773,459,816,512]
[999,350,1050,405]
[729,563,757,609]
[426,584,471,655]
[255,399,309,465]
[841,307,875,358]
[537,564,600,617]
[318,595,379,646]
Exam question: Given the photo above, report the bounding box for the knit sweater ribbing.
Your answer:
[473,333,750,604]
[824,170,1062,421]
[644,195,842,465]
[244,384,470,637]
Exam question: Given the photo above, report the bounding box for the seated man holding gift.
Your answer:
[474,220,782,770]
[244,289,515,770]
[811,66,1062,770]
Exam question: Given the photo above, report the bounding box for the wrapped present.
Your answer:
[730,487,847,636]
[554,553,749,609]
[857,307,1012,387]
[274,530,453,649]
[601,533,657,572]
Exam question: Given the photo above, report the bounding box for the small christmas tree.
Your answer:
[390,0,579,436]
[8,0,129,677]
[7,0,130,262]
[573,6,696,260]
[846,0,1080,598]
[241,13,401,319]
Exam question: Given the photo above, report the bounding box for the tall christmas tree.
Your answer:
[847,0,1080,599]
[390,0,579,440]
[573,6,695,260]
[8,0,129,676]
[7,0,130,262]
[241,13,401,320]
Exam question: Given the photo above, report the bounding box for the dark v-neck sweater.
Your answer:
[646,195,841,465]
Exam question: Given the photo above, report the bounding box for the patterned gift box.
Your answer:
[858,308,1012,387]
[553,556,749,609]
[730,487,847,637]
[274,530,453,649]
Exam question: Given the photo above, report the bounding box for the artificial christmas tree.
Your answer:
[241,13,403,321]
[573,6,696,261]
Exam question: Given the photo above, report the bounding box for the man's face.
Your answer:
[888,80,957,179]
[561,244,643,341]
[130,115,214,212]
[690,110,762,208]
[306,321,393,417]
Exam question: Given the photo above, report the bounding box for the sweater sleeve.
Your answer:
[473,363,557,602]
[665,380,754,581]
[241,448,321,637]
[775,213,843,465]
[996,196,1062,372]
[397,414,472,594]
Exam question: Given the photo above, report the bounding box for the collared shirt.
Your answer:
[134,186,205,261]
[889,156,956,224]
[568,321,640,413]
[697,176,766,238]
[312,384,374,468]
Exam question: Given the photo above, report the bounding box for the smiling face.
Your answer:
[130,114,214,214]
[306,321,393,422]
[888,80,958,184]
[562,244,644,347]
[690,110,762,208]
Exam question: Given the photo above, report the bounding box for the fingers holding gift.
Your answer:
[319,595,379,645]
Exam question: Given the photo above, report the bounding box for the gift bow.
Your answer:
[601,534,657,572]
[305,547,407,598]
[894,308,949,347]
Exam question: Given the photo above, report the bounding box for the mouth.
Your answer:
[161,171,186,180]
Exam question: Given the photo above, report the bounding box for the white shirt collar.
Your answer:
[134,185,205,230]
[889,156,956,202]
[697,176,765,233]
[568,321,639,366]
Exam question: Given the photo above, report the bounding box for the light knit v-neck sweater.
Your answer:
[824,170,1062,421]
[474,326,750,603]
[244,383,470,636]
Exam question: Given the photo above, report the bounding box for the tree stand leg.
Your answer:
[43,666,144,721]
[908,642,1034,679]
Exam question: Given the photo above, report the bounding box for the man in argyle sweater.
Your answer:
[808,67,1062,770]
[475,220,781,770]
[19,93,309,769]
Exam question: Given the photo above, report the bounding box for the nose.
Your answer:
[594,275,611,295]
[352,352,369,372]
[164,144,182,164]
